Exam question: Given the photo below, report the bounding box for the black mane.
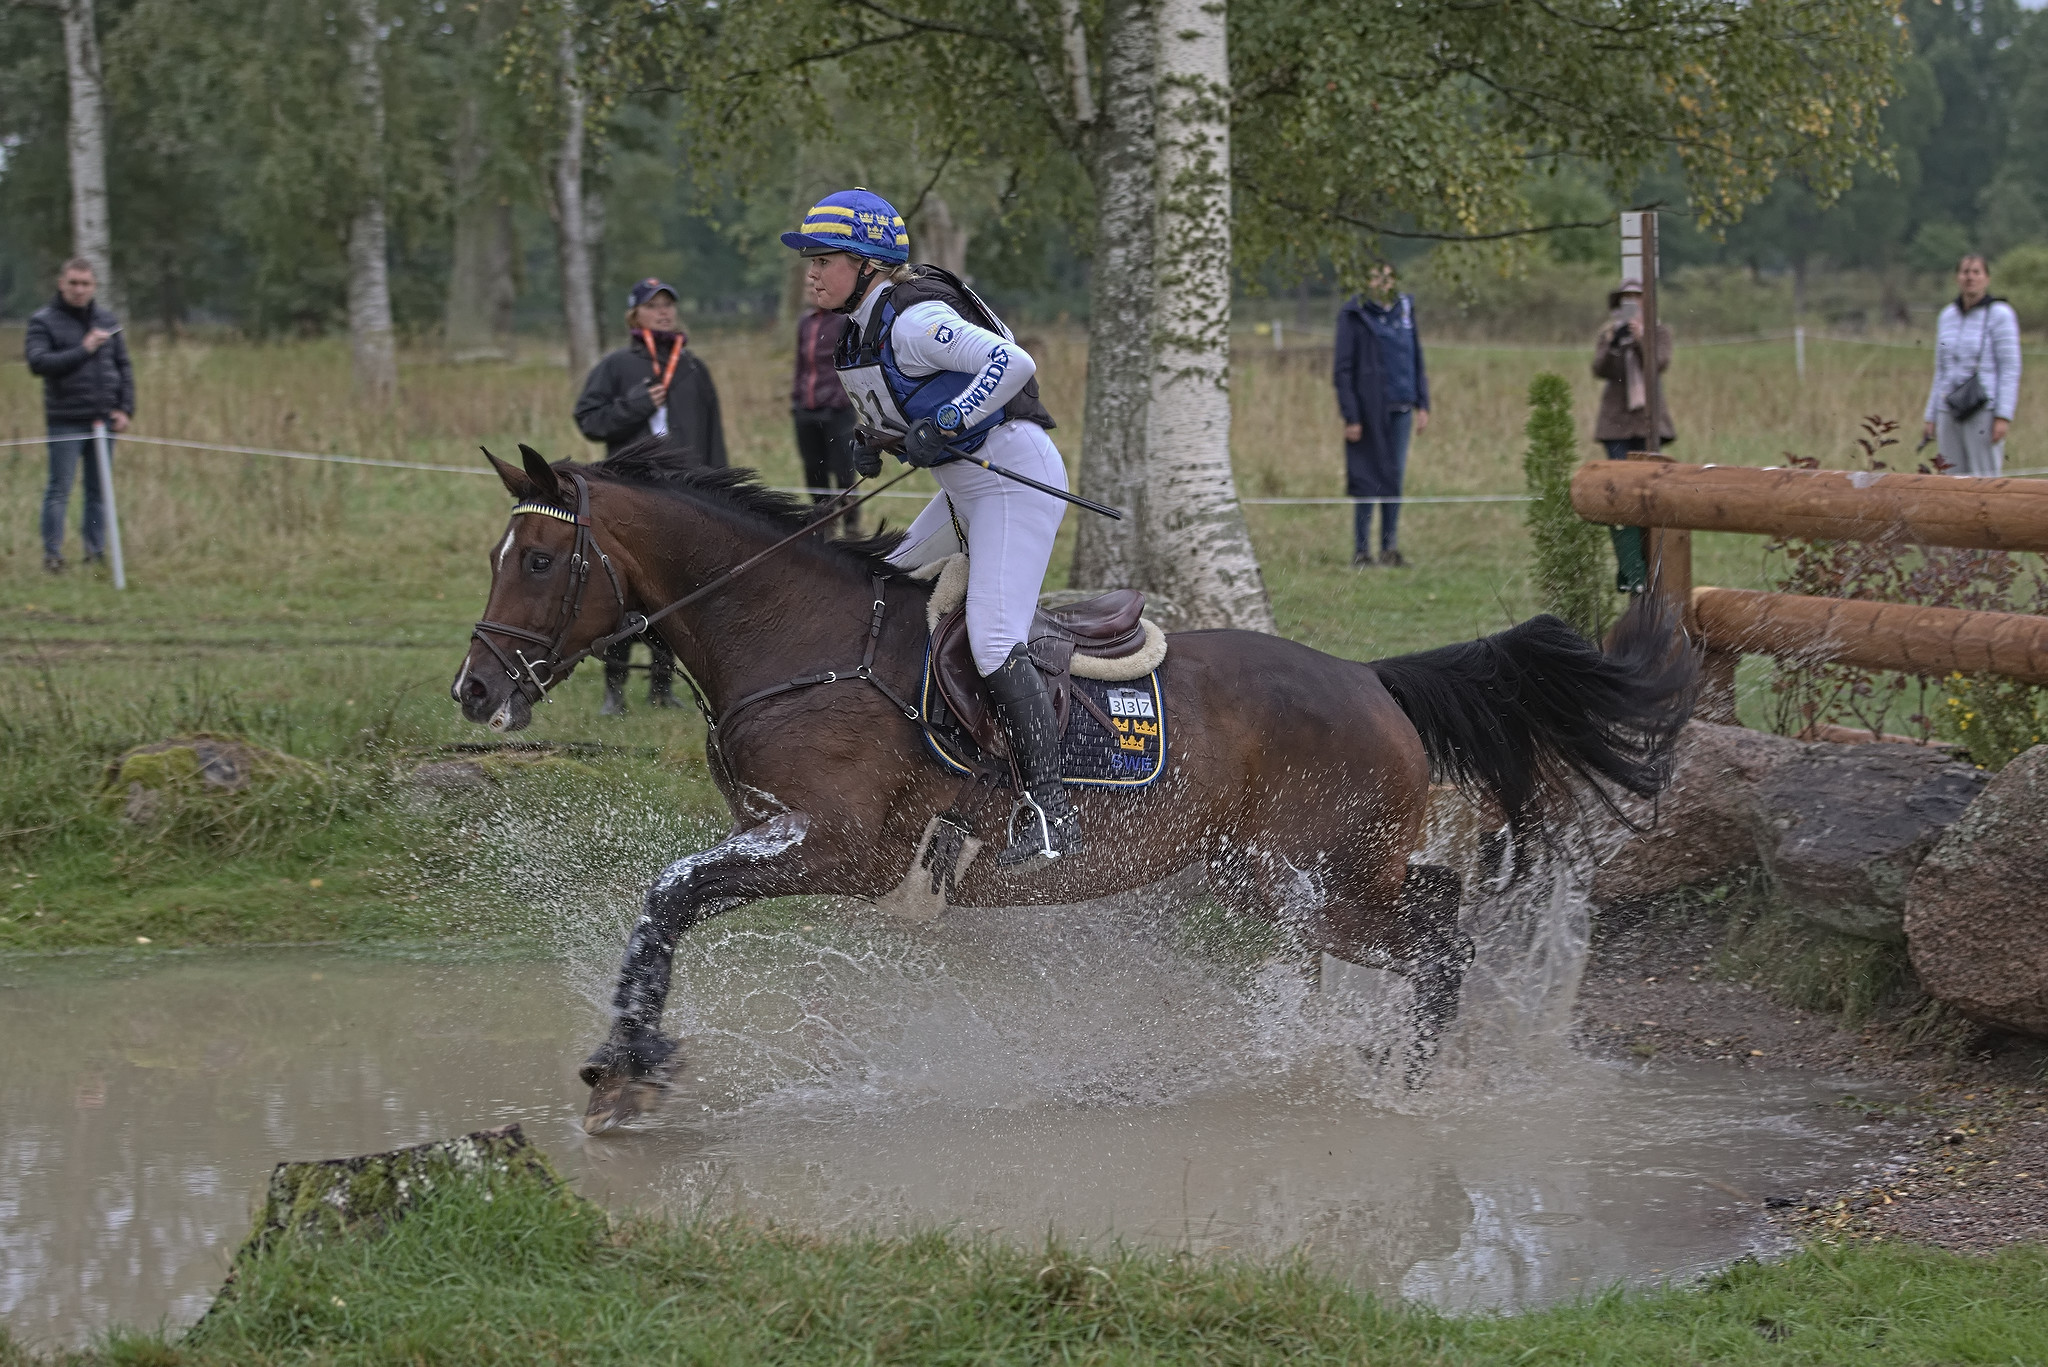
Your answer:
[572,437,908,572]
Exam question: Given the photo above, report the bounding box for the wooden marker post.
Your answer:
[1618,211,1693,645]
[92,420,126,590]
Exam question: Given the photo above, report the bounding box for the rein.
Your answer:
[469,464,919,716]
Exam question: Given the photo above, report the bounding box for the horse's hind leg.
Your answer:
[1255,852,1469,1088]
[1394,864,1471,1087]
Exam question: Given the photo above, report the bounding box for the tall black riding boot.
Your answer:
[985,644,1083,868]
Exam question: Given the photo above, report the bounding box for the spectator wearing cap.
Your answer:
[1592,277,1674,593]
[572,278,725,714]
[791,304,860,532]
[574,278,728,464]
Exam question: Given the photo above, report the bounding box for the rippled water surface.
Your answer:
[2,894,1897,1349]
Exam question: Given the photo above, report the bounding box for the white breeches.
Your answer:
[885,420,1070,675]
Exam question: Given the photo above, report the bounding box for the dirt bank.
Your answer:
[1574,895,2048,1252]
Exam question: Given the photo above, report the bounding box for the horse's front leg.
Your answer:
[580,812,814,1133]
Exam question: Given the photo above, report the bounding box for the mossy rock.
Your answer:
[204,1125,576,1317]
[102,735,325,825]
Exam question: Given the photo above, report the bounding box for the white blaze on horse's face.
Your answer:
[496,527,516,572]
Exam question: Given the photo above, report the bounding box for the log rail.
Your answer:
[1567,461,2048,719]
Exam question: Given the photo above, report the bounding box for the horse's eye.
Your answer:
[524,550,553,575]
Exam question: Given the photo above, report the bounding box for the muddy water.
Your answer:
[2,910,1896,1350]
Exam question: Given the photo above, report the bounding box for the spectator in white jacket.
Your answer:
[1923,254,2021,476]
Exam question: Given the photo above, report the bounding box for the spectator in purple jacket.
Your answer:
[791,304,859,532]
[1334,264,1430,568]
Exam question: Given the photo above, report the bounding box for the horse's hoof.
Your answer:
[582,1074,670,1134]
[577,1032,681,1134]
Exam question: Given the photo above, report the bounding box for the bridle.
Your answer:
[470,469,627,706]
[468,462,915,712]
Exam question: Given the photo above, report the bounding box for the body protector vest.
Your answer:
[835,265,1056,454]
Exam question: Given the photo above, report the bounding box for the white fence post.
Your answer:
[1795,324,1806,382]
[92,419,125,589]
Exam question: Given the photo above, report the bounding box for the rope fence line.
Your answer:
[6,429,2044,504]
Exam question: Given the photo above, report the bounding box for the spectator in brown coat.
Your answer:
[1591,278,1674,592]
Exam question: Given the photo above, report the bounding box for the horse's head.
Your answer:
[451,444,629,733]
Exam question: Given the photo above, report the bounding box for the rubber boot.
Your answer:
[647,668,687,709]
[984,644,1083,868]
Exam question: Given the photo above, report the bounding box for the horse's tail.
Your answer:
[1369,596,1699,840]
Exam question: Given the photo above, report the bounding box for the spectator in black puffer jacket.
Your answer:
[25,258,133,573]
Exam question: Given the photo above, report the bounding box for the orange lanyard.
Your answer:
[638,330,683,391]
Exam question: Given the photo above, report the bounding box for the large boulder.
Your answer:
[1904,745,2048,1037]
[1591,721,1800,905]
[1754,744,1986,942]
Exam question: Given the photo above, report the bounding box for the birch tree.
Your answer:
[344,0,397,400]
[57,0,115,308]
[445,0,520,359]
[1143,0,1270,629]
[551,20,602,379]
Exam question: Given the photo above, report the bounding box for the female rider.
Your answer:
[781,188,1080,870]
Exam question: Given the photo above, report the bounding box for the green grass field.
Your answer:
[6,327,2047,1365]
[2,326,2032,951]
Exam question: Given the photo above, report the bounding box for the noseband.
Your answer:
[470,470,628,706]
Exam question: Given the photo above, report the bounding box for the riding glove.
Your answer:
[852,441,885,479]
[900,416,955,469]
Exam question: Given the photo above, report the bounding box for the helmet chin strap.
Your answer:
[832,258,883,314]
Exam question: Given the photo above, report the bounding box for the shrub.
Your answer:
[1764,415,2048,767]
[1522,372,1611,642]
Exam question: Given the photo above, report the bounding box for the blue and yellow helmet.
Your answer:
[780,188,909,264]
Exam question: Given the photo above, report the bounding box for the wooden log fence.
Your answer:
[1567,461,2048,724]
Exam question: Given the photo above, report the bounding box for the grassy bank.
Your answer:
[8,1174,2046,1366]
[1,328,2037,950]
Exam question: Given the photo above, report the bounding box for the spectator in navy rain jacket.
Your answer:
[25,258,133,574]
[1334,265,1430,568]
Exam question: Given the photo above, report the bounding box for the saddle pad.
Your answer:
[919,654,1167,789]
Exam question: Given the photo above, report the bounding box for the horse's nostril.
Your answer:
[459,676,489,703]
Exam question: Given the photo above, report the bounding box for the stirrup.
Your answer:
[1000,790,1061,866]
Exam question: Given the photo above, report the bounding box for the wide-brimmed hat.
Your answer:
[1608,278,1645,309]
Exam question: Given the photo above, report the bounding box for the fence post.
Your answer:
[92,420,126,590]
[1272,317,1284,351]
[1795,324,1806,382]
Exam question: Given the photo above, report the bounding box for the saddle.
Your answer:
[931,589,1152,758]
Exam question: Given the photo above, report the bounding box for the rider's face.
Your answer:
[805,253,863,311]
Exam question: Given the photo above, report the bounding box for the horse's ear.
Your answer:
[518,443,566,506]
[483,446,534,500]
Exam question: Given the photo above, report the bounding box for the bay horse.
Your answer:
[452,442,1696,1131]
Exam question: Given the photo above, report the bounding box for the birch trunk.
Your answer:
[445,55,516,358]
[59,0,116,311]
[345,0,397,401]
[912,194,969,279]
[553,22,601,380]
[1069,0,1157,591]
[1141,0,1271,630]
